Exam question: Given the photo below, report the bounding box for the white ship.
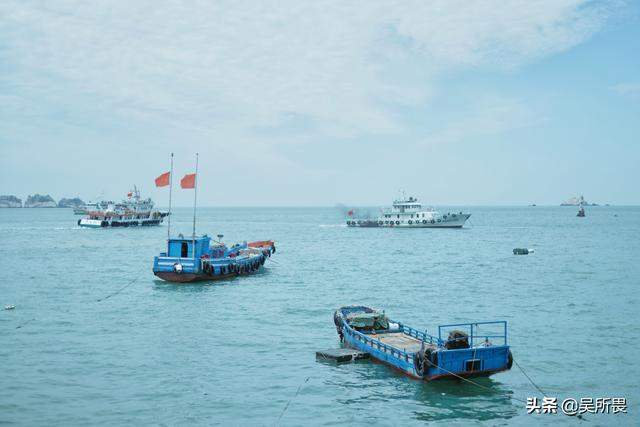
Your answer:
[78,186,168,228]
[73,200,112,215]
[346,196,470,228]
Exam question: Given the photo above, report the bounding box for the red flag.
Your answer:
[347,209,354,216]
[155,172,170,187]
[180,173,196,189]
[127,191,133,198]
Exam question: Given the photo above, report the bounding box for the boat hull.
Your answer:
[78,217,164,228]
[154,271,241,283]
[347,214,470,228]
[342,329,509,381]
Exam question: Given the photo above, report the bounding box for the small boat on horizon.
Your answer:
[346,195,470,228]
[333,306,513,381]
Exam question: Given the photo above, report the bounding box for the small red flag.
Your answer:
[127,192,133,198]
[180,173,196,189]
[347,209,354,216]
[155,172,170,187]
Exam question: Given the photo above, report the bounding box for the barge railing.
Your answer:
[438,321,507,347]
[395,321,442,345]
[346,326,414,362]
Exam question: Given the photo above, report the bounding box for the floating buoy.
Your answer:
[513,248,534,255]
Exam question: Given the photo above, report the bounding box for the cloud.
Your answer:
[612,82,640,98]
[0,0,613,141]
[421,95,543,146]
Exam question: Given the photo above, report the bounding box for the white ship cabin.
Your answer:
[381,197,436,221]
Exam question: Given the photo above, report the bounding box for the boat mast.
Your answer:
[167,152,174,242]
[192,152,199,262]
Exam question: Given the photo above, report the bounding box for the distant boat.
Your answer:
[346,195,470,228]
[333,306,513,381]
[562,195,597,206]
[577,206,585,217]
[77,186,168,228]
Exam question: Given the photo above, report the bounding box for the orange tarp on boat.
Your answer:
[248,240,274,248]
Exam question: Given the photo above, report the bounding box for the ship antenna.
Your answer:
[192,152,199,262]
[167,153,174,242]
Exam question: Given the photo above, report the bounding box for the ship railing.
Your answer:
[397,322,442,345]
[438,321,507,347]
[347,326,414,362]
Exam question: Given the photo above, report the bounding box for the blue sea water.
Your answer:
[1,206,638,426]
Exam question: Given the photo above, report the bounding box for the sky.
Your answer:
[1,1,639,206]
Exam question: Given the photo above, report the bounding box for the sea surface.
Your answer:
[1,206,638,426]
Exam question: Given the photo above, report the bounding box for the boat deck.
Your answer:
[366,332,432,353]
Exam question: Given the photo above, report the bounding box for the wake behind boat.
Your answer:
[333,306,512,381]
[346,196,470,228]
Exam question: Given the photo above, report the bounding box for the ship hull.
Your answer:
[154,267,262,283]
[78,217,165,228]
[154,271,238,283]
[347,214,470,228]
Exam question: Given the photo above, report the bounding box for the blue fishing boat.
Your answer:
[333,306,513,381]
[153,235,275,283]
[151,153,276,283]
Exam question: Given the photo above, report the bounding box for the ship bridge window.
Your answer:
[181,242,188,258]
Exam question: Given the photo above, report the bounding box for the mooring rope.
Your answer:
[426,356,584,420]
[96,277,140,302]
[276,376,309,424]
[512,358,547,397]
[10,275,142,330]
[427,360,528,405]
[14,318,35,329]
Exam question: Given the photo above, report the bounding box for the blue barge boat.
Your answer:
[334,306,512,381]
[153,235,275,283]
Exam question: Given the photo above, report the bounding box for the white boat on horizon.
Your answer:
[346,196,470,228]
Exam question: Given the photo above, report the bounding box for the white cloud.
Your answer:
[612,82,640,98]
[0,0,612,141]
[420,95,544,146]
